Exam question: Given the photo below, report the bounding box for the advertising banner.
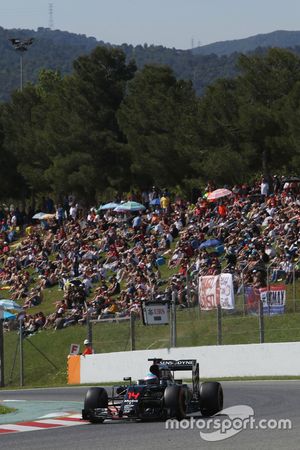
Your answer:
[142,303,169,325]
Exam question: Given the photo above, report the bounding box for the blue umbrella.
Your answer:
[3,311,16,320]
[199,239,221,249]
[99,202,120,211]
[114,201,146,212]
[0,299,23,311]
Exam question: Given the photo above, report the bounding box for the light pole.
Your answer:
[8,38,34,92]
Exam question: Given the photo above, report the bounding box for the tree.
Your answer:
[43,46,137,200]
[44,152,98,200]
[281,81,300,172]
[117,65,201,189]
[236,48,300,177]
[196,78,248,184]
[2,84,50,199]
[196,48,300,182]
[0,106,22,199]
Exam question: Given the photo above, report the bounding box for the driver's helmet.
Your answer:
[144,372,159,384]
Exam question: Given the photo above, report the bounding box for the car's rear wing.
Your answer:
[160,359,197,371]
[148,358,196,371]
[148,358,200,398]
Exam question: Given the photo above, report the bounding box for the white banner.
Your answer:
[219,273,235,310]
[199,274,235,310]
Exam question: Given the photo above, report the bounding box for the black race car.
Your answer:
[82,358,223,423]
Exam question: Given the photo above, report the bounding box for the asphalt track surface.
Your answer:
[1,381,300,450]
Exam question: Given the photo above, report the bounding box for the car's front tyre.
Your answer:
[199,381,223,417]
[83,387,108,423]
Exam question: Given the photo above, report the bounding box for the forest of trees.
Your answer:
[4,26,300,103]
[3,26,300,105]
[1,45,300,205]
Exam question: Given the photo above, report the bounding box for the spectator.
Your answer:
[261,178,269,198]
[82,339,94,355]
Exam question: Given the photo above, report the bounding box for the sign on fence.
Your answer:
[69,344,80,355]
[199,274,235,310]
[142,303,169,325]
[245,284,286,315]
[219,273,235,309]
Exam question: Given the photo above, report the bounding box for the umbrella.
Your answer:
[99,202,120,210]
[0,299,23,311]
[199,239,221,249]
[3,311,16,320]
[32,212,47,220]
[114,201,146,212]
[207,189,232,201]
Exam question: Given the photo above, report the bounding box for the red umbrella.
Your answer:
[207,188,232,201]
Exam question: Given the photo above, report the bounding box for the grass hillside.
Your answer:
[3,295,300,388]
[2,230,300,388]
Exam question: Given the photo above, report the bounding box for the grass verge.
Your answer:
[3,305,300,388]
[0,405,17,414]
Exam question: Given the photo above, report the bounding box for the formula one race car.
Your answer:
[82,358,223,423]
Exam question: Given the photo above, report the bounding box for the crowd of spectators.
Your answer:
[1,175,300,334]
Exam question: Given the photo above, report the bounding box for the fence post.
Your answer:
[169,299,173,348]
[0,310,4,387]
[241,263,250,316]
[217,304,222,345]
[293,264,296,312]
[197,275,201,319]
[186,265,191,307]
[171,290,177,347]
[86,308,93,347]
[19,318,24,387]
[130,311,136,351]
[258,299,265,344]
[173,295,177,347]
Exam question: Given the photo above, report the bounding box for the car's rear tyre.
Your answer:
[84,387,108,423]
[164,385,187,420]
[199,382,223,417]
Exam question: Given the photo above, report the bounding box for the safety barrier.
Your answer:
[67,341,300,383]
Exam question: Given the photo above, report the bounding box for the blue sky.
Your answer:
[1,0,300,49]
